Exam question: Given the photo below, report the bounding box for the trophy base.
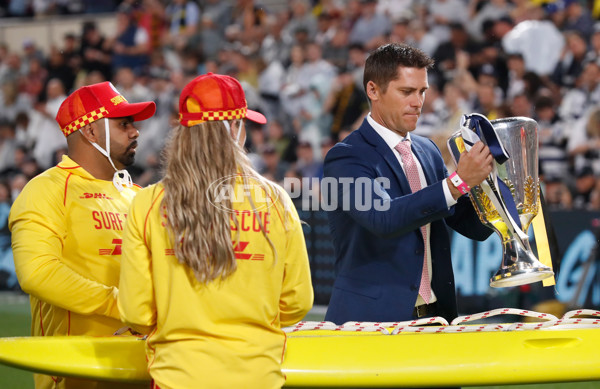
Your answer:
[490,267,554,288]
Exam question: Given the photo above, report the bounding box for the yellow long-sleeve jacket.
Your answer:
[9,155,144,389]
[118,180,314,389]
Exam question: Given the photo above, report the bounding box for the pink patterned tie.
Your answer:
[394,140,432,304]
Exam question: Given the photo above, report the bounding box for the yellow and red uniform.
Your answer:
[9,155,142,389]
[118,179,314,389]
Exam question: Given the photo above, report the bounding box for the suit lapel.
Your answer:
[411,137,435,186]
[358,121,412,194]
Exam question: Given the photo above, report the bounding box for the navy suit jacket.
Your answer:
[323,119,492,324]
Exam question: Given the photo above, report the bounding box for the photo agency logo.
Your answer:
[207,174,279,212]
[284,176,391,212]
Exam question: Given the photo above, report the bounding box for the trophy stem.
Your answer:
[490,232,554,288]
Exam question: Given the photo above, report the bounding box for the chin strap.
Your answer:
[223,120,243,143]
[81,118,133,192]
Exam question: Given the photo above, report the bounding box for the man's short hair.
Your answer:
[363,43,434,94]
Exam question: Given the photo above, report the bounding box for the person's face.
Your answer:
[368,66,428,136]
[96,117,140,169]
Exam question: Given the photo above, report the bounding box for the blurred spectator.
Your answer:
[22,56,48,99]
[467,0,514,40]
[282,0,318,44]
[572,166,596,209]
[437,80,472,133]
[0,179,15,290]
[507,92,534,118]
[315,11,337,47]
[0,80,32,122]
[29,78,67,169]
[586,23,600,64]
[134,67,176,171]
[324,67,368,138]
[9,172,27,203]
[422,0,469,42]
[318,137,335,176]
[348,0,391,51]
[295,140,321,178]
[13,112,32,150]
[559,57,600,121]
[164,0,200,51]
[135,0,167,53]
[551,30,588,89]
[506,52,527,101]
[113,66,151,103]
[246,122,267,171]
[413,83,443,139]
[387,17,410,45]
[339,0,362,32]
[347,42,366,83]
[46,45,77,94]
[407,19,440,57]
[257,58,284,124]
[471,82,502,121]
[432,22,480,89]
[376,0,412,21]
[568,107,600,179]
[267,119,297,164]
[260,143,289,183]
[281,44,307,122]
[109,5,151,75]
[79,20,112,81]
[261,12,293,65]
[0,53,23,86]
[199,0,231,60]
[296,71,333,150]
[227,0,269,51]
[562,0,594,39]
[0,119,17,173]
[536,93,570,185]
[543,178,573,210]
[20,39,44,75]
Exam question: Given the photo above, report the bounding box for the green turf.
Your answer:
[0,294,598,388]
[0,293,34,389]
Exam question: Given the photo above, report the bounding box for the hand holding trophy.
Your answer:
[447,114,554,288]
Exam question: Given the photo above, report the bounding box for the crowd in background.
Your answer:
[0,0,600,289]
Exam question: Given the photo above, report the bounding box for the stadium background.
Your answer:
[0,0,600,387]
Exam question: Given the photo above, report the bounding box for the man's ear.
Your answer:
[79,122,99,143]
[366,81,379,101]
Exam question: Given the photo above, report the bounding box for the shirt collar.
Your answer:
[367,112,411,151]
[56,154,96,180]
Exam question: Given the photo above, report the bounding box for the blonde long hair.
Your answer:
[161,120,286,283]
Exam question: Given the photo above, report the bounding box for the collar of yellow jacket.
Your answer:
[56,154,97,181]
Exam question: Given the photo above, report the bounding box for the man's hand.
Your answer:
[455,141,494,188]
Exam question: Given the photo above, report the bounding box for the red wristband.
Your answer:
[449,172,470,195]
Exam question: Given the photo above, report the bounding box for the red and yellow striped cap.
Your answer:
[178,73,267,127]
[55,82,156,137]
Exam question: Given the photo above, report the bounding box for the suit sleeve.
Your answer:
[279,193,313,327]
[118,191,156,334]
[323,143,454,238]
[9,177,120,319]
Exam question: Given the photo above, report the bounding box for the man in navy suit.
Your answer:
[323,43,494,324]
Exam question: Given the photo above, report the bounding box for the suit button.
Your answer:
[410,285,418,291]
[415,249,422,255]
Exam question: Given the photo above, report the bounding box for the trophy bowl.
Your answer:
[448,116,554,288]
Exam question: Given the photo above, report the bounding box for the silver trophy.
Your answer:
[447,116,554,288]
